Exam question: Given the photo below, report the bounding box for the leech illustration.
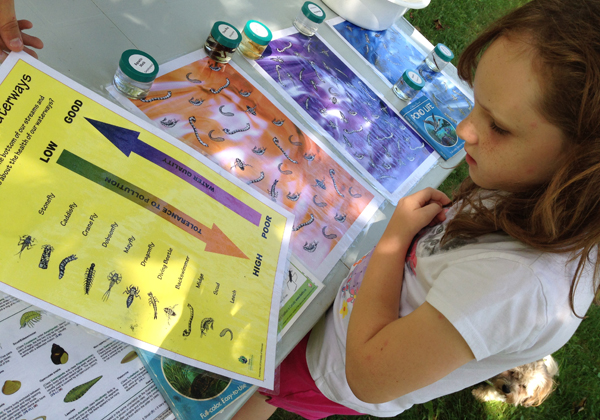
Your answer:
[409,142,425,150]
[252,146,266,155]
[208,130,225,142]
[247,171,265,184]
[147,292,159,320]
[223,123,250,135]
[189,97,204,106]
[58,254,77,279]
[286,72,296,86]
[293,214,315,232]
[277,41,293,53]
[272,118,285,126]
[275,65,283,84]
[245,105,257,115]
[329,169,344,197]
[366,133,373,146]
[322,61,331,70]
[38,245,54,269]
[16,234,35,258]
[231,158,252,170]
[286,192,301,201]
[328,87,340,97]
[278,163,292,175]
[189,117,208,147]
[382,145,392,158]
[288,135,302,146]
[220,328,234,340]
[200,318,214,337]
[299,68,305,81]
[218,105,235,117]
[343,135,353,148]
[267,179,279,201]
[185,72,202,83]
[310,61,324,82]
[160,118,178,128]
[273,137,298,164]
[328,120,337,129]
[239,89,252,97]
[303,240,319,253]
[334,213,347,223]
[164,304,178,325]
[354,153,364,159]
[103,271,122,301]
[124,284,141,308]
[312,195,327,207]
[339,110,348,123]
[310,80,319,91]
[344,126,363,134]
[304,153,315,161]
[183,303,194,337]
[378,133,393,141]
[84,263,96,295]
[348,187,362,198]
[210,78,230,94]
[313,178,326,190]
[140,91,172,103]
[20,310,42,328]
[305,98,310,110]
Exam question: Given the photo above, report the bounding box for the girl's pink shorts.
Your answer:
[259,333,363,420]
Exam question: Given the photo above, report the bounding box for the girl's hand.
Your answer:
[0,0,43,62]
[385,188,451,244]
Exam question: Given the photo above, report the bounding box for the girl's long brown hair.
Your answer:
[444,0,600,316]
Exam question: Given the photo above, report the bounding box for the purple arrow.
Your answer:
[86,118,261,226]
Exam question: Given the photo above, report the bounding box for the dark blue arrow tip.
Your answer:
[85,117,141,157]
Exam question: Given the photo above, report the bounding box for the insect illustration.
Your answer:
[148,292,159,320]
[339,110,348,123]
[220,328,233,340]
[58,254,77,279]
[272,118,285,126]
[275,65,284,84]
[277,41,293,53]
[252,146,266,155]
[245,105,257,115]
[183,303,194,336]
[123,284,141,308]
[164,304,178,325]
[210,78,230,94]
[304,153,315,161]
[160,118,178,128]
[218,105,235,117]
[343,135,353,148]
[334,213,347,223]
[63,376,102,403]
[208,130,225,142]
[84,263,96,295]
[305,97,310,110]
[16,234,35,258]
[231,158,252,171]
[140,91,172,103]
[20,310,42,328]
[223,123,251,135]
[239,89,252,97]
[328,120,337,129]
[288,135,302,146]
[270,56,284,63]
[344,126,363,134]
[287,270,298,291]
[322,226,338,240]
[313,195,327,208]
[189,116,208,147]
[293,214,315,232]
[185,73,202,84]
[278,163,293,175]
[348,187,362,198]
[267,179,279,201]
[313,178,326,190]
[273,137,298,164]
[310,80,319,91]
[247,171,265,184]
[329,169,344,197]
[200,318,214,337]
[103,271,122,301]
[209,64,223,71]
[299,67,305,81]
[286,192,301,201]
[354,153,364,159]
[38,244,54,269]
[303,240,319,253]
[309,61,324,82]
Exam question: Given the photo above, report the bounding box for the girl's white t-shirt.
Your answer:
[306,207,596,417]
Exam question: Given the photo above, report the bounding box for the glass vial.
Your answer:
[293,1,326,36]
[239,20,273,60]
[113,49,159,99]
[393,69,425,102]
[204,21,242,64]
[416,43,454,81]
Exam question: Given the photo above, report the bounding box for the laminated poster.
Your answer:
[327,17,474,126]
[252,26,439,203]
[0,52,295,388]
[110,49,384,281]
[0,291,175,420]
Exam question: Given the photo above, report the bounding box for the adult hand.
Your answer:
[0,0,43,62]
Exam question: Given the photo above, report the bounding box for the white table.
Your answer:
[10,0,468,417]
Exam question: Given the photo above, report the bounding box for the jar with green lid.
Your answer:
[416,43,454,81]
[294,1,326,37]
[113,49,159,99]
[204,21,242,63]
[393,69,425,102]
[239,20,273,60]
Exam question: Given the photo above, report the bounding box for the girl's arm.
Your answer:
[346,188,475,404]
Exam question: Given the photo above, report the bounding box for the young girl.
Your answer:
[233,0,600,418]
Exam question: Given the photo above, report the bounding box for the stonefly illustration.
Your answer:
[16,234,35,258]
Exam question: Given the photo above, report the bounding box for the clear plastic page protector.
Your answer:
[0,52,294,388]
[109,49,384,282]
[252,26,439,204]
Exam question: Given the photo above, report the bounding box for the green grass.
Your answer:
[272,1,600,419]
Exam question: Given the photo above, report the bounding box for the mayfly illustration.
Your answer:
[273,137,298,164]
[247,171,265,184]
[267,179,279,201]
[38,245,54,269]
[200,318,214,337]
[313,178,326,190]
[189,97,204,106]
[210,78,230,94]
[252,146,267,155]
[164,304,178,325]
[272,119,285,126]
[334,213,347,223]
[160,118,178,128]
[103,271,122,301]
[123,284,141,308]
[286,192,301,201]
[189,116,208,147]
[16,235,35,258]
[239,89,252,97]
[183,303,194,336]
[245,105,257,115]
[223,123,250,135]
[231,158,252,171]
[303,240,319,253]
[304,153,315,161]
[293,214,315,232]
[58,254,77,279]
[329,169,344,197]
[140,91,172,103]
[84,263,96,295]
[148,292,159,320]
